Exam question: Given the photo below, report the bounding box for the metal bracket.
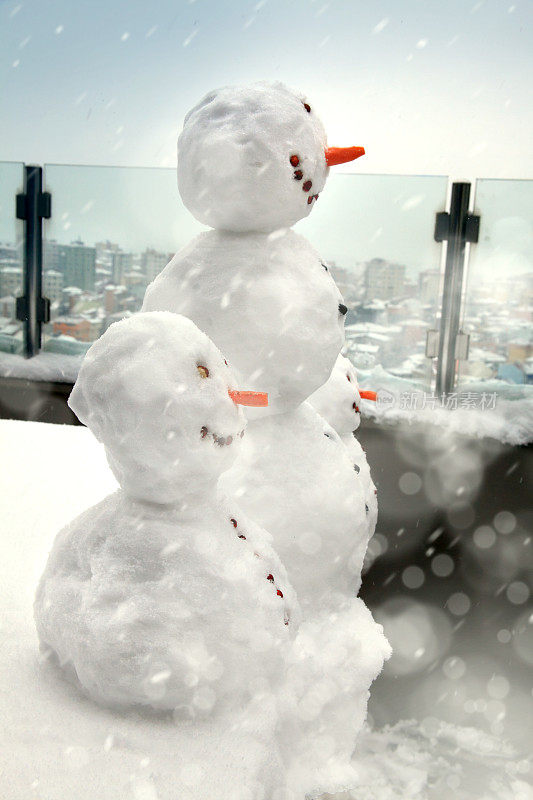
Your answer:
[454,331,470,360]
[434,212,450,243]
[465,214,480,243]
[425,329,439,358]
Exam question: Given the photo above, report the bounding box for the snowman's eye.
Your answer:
[303,102,311,113]
[197,365,209,378]
[347,374,351,382]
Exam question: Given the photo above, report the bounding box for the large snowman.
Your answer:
[143,82,375,610]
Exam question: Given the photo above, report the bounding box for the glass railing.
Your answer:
[0,164,531,433]
[459,178,532,391]
[0,162,24,359]
[41,163,206,360]
[297,173,448,391]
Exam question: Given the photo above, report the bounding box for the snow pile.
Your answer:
[144,229,344,415]
[0,350,83,382]
[178,82,328,232]
[358,365,533,445]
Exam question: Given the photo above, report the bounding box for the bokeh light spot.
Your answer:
[473,525,496,549]
[487,675,510,700]
[447,592,471,616]
[506,581,530,605]
[402,565,425,589]
[431,554,455,578]
[399,471,422,495]
[442,656,466,680]
[493,510,516,534]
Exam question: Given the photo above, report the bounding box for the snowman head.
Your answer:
[178,82,364,233]
[309,354,362,436]
[69,312,255,505]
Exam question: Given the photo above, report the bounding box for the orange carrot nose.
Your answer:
[325,146,365,166]
[360,390,377,402]
[228,389,268,407]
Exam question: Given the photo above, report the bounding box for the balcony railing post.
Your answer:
[16,165,51,358]
[434,182,479,396]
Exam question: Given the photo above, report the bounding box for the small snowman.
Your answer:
[34,312,298,713]
[309,353,379,550]
[143,82,373,611]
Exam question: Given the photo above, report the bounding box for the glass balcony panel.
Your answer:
[42,163,205,369]
[459,179,532,391]
[296,173,448,391]
[0,162,24,363]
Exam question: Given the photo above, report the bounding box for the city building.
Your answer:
[45,240,96,291]
[0,266,22,299]
[110,250,132,285]
[364,258,406,301]
[418,269,441,306]
[141,248,171,284]
[52,315,101,342]
[43,270,64,304]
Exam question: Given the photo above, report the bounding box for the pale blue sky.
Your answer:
[1,0,532,269]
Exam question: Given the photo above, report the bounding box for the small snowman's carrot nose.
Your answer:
[228,389,268,407]
[360,390,377,402]
[325,146,365,166]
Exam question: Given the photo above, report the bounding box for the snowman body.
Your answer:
[144,228,344,416]
[35,490,294,712]
[34,312,297,713]
[220,401,370,611]
[309,354,378,539]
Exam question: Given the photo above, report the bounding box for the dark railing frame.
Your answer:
[15,165,51,358]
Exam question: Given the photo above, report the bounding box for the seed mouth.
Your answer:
[200,426,245,446]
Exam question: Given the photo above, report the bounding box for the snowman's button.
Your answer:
[302,180,312,192]
[293,170,303,180]
[353,464,360,474]
[290,155,300,167]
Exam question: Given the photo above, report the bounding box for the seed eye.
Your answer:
[197,365,209,378]
[303,102,311,113]
[347,374,351,382]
